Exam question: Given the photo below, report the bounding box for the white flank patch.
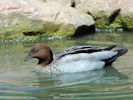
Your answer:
[58,60,105,73]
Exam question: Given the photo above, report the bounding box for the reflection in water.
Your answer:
[104,67,128,80]
[36,67,128,87]
[36,69,106,86]
[30,67,128,99]
[0,33,133,99]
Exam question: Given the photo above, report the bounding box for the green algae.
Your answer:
[122,16,133,29]
[95,12,133,31]
[0,13,75,42]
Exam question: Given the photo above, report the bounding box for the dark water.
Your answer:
[0,33,133,100]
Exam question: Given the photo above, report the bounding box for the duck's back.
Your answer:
[55,46,127,73]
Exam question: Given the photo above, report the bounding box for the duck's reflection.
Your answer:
[29,67,128,99]
[103,66,128,80]
[35,66,128,86]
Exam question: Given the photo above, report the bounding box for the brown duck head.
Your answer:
[25,43,53,67]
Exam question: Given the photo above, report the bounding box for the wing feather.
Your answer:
[56,45,116,58]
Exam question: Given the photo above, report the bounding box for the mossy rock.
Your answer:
[0,13,76,42]
[121,16,133,30]
[95,16,108,28]
[95,14,122,28]
[94,9,133,32]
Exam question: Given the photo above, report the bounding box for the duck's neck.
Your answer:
[37,49,53,68]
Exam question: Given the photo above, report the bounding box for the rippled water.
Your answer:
[0,33,133,100]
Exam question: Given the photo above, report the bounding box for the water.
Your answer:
[0,33,133,100]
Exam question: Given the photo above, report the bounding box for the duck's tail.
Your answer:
[104,48,128,66]
[115,48,128,58]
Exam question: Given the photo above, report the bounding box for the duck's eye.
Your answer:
[31,48,39,53]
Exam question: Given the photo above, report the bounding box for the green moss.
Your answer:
[95,15,122,28]
[95,12,133,31]
[109,15,122,28]
[95,17,108,28]
[122,16,133,29]
[41,22,60,36]
[94,11,109,28]
[39,22,75,37]
[0,13,44,34]
[51,24,75,37]
[0,13,76,42]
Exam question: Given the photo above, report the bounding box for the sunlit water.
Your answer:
[0,33,133,100]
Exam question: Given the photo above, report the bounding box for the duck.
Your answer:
[25,43,128,73]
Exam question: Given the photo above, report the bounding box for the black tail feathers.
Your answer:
[115,49,128,58]
[104,45,128,57]
[104,48,128,66]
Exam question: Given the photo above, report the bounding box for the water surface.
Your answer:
[0,33,133,100]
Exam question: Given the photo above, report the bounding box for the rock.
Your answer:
[75,0,133,31]
[0,0,133,30]
[75,0,133,16]
[0,0,95,39]
[38,1,94,28]
[44,0,73,7]
[0,0,94,28]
